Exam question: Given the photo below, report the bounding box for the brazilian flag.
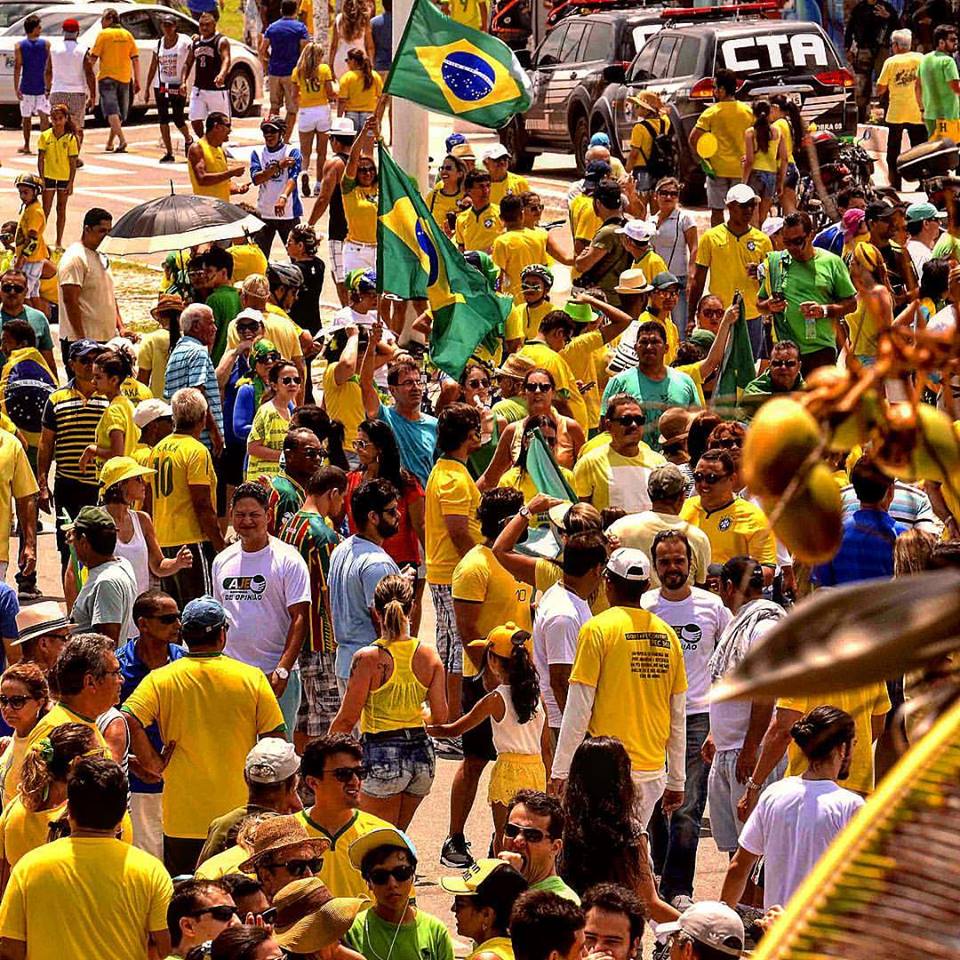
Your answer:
[377,143,511,379]
[384,0,532,129]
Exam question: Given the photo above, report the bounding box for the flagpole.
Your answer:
[391,0,429,190]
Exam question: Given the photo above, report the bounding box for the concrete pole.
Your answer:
[391,0,430,188]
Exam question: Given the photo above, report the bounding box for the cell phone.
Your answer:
[446,211,457,230]
[732,290,744,311]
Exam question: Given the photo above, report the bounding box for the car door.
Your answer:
[524,23,566,136]
[615,36,659,151]
[544,18,587,137]
[119,8,162,105]
[577,19,613,100]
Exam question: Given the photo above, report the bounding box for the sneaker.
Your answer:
[301,172,311,197]
[159,152,175,163]
[440,834,474,869]
[432,736,463,760]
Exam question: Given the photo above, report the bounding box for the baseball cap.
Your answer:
[606,547,651,582]
[68,339,103,361]
[346,268,377,293]
[689,328,716,350]
[439,858,518,895]
[348,826,417,869]
[15,601,69,647]
[483,143,510,161]
[133,398,173,429]
[584,159,612,182]
[62,17,81,32]
[657,902,744,957]
[467,622,532,660]
[63,505,116,535]
[589,131,611,147]
[865,199,896,221]
[181,596,227,636]
[445,132,467,152]
[725,183,758,205]
[650,271,680,291]
[99,456,156,492]
[841,207,866,240]
[617,219,656,243]
[760,216,785,238]
[647,464,687,500]
[906,201,947,223]
[245,740,300,784]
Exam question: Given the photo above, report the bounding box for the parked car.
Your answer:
[0,0,71,30]
[0,1,263,127]
[590,15,856,201]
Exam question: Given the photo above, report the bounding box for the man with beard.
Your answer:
[721,706,864,911]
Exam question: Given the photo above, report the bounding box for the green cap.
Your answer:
[563,301,595,325]
[64,506,117,534]
[689,328,716,350]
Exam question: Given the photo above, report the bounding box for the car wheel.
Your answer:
[501,118,535,172]
[228,66,255,117]
[572,115,589,175]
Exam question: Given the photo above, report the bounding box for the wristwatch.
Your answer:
[274,666,290,681]
[518,506,531,520]
[745,777,762,792]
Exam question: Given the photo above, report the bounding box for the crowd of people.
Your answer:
[5,1,960,957]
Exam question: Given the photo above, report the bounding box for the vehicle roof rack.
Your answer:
[661,1,780,20]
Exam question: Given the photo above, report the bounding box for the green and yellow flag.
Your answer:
[384,0,532,129]
[376,143,511,379]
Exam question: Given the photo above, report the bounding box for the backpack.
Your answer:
[0,347,56,443]
[639,117,677,181]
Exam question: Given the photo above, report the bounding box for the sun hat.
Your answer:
[272,878,368,953]
[656,901,744,957]
[606,547,651,582]
[495,354,536,380]
[348,826,417,869]
[657,407,692,445]
[563,301,595,325]
[239,815,329,873]
[99,456,156,491]
[630,91,665,115]
[327,117,356,137]
[15,601,69,647]
[467,622,532,659]
[452,143,477,161]
[151,293,184,319]
[614,268,651,295]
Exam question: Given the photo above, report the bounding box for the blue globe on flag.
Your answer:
[415,219,440,286]
[441,50,496,102]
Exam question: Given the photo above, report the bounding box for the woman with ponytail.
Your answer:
[742,99,786,226]
[337,48,383,130]
[80,347,141,476]
[770,94,807,214]
[428,623,549,852]
[331,573,447,829]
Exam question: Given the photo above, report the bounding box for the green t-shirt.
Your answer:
[345,908,455,960]
[919,49,960,120]
[932,232,960,259]
[207,284,243,363]
[758,249,856,353]
[492,395,528,424]
[530,874,582,904]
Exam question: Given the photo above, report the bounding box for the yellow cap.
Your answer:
[99,456,156,491]
[466,622,532,660]
[439,858,513,895]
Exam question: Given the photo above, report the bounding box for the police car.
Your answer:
[590,14,856,199]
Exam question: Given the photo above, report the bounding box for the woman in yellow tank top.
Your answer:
[330,574,447,830]
[742,100,786,228]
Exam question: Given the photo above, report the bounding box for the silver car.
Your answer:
[0,1,263,126]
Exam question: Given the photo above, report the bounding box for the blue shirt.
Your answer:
[117,639,186,794]
[163,334,224,452]
[377,403,437,488]
[811,508,907,587]
[264,18,308,76]
[18,37,48,95]
[371,12,392,70]
[328,534,399,678]
[813,222,844,256]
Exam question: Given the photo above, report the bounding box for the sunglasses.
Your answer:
[148,613,181,624]
[237,322,261,333]
[270,857,323,877]
[715,437,742,449]
[358,166,376,174]
[770,358,798,368]
[257,352,281,364]
[190,905,238,922]
[327,764,368,782]
[394,379,420,389]
[280,376,302,385]
[0,695,35,709]
[302,447,323,459]
[700,308,724,319]
[1,283,26,294]
[693,472,727,485]
[525,382,552,393]
[467,378,490,389]
[503,823,548,843]
[613,414,644,427]
[369,864,416,885]
[525,203,543,212]
[658,189,679,197]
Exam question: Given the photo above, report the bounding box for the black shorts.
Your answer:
[43,177,69,190]
[157,89,186,126]
[461,674,496,762]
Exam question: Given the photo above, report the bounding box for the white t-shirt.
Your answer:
[641,586,731,714]
[929,304,960,409]
[57,244,117,342]
[739,776,864,910]
[213,536,311,672]
[154,34,192,87]
[532,581,592,728]
[50,38,88,93]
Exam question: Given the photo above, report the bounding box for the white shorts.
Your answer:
[298,104,331,133]
[343,239,376,275]
[20,93,51,118]
[21,261,42,298]
[631,771,667,828]
[130,792,163,859]
[329,239,345,282]
[189,87,231,122]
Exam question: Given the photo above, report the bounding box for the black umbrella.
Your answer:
[100,190,264,255]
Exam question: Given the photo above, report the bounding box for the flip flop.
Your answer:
[115,143,127,153]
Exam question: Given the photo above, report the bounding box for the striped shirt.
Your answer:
[41,383,109,484]
[840,481,941,534]
[162,335,224,453]
[278,509,339,653]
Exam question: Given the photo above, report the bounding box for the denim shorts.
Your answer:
[748,170,777,199]
[98,77,129,120]
[707,748,786,852]
[362,729,436,798]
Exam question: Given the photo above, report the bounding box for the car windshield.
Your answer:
[715,28,840,76]
[2,9,98,35]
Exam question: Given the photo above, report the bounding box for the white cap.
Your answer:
[605,547,651,582]
[617,219,656,243]
[133,398,173,429]
[656,902,745,957]
[483,143,511,160]
[244,740,300,784]
[761,216,785,237]
[327,117,356,137]
[725,183,758,205]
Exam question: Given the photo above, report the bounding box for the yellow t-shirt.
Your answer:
[95,395,140,474]
[293,62,333,106]
[629,114,671,168]
[322,361,365,450]
[37,129,79,181]
[694,100,757,179]
[451,544,533,678]
[694,224,772,321]
[573,443,666,512]
[633,249,669,281]
[0,430,38,564]
[149,432,216,548]
[679,495,776,567]
[227,310,304,360]
[491,228,548,303]
[489,172,530,207]
[569,193,603,244]
[517,341,589,431]
[778,683,892,794]
[607,511,712,587]
[773,117,795,164]
[298,0,314,30]
[120,378,153,404]
[0,837,171,959]
[193,843,249,879]
[505,299,551,343]
[341,176,379,245]
[91,26,138,83]
[0,799,66,868]
[878,51,924,125]
[456,203,503,253]
[227,243,269,282]
[338,69,384,112]
[136,329,170,399]
[296,808,393,898]
[122,653,285,839]
[569,605,687,771]
[749,125,781,174]
[425,457,482,585]
[561,329,604,429]
[448,0,484,30]
[16,202,47,263]
[246,402,291,481]
[0,734,28,806]
[424,184,463,228]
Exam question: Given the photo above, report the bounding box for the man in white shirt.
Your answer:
[642,529,731,905]
[212,481,310,737]
[721,705,864,910]
[48,17,95,153]
[904,201,944,277]
[531,531,608,741]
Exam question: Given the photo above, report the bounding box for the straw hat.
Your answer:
[614,268,651,295]
[151,293,183,319]
[630,91,665,115]
[272,878,368,953]
[238,815,329,873]
[495,354,536,380]
[14,601,69,647]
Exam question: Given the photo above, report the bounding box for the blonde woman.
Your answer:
[330,0,374,78]
[844,242,894,367]
[292,42,336,196]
